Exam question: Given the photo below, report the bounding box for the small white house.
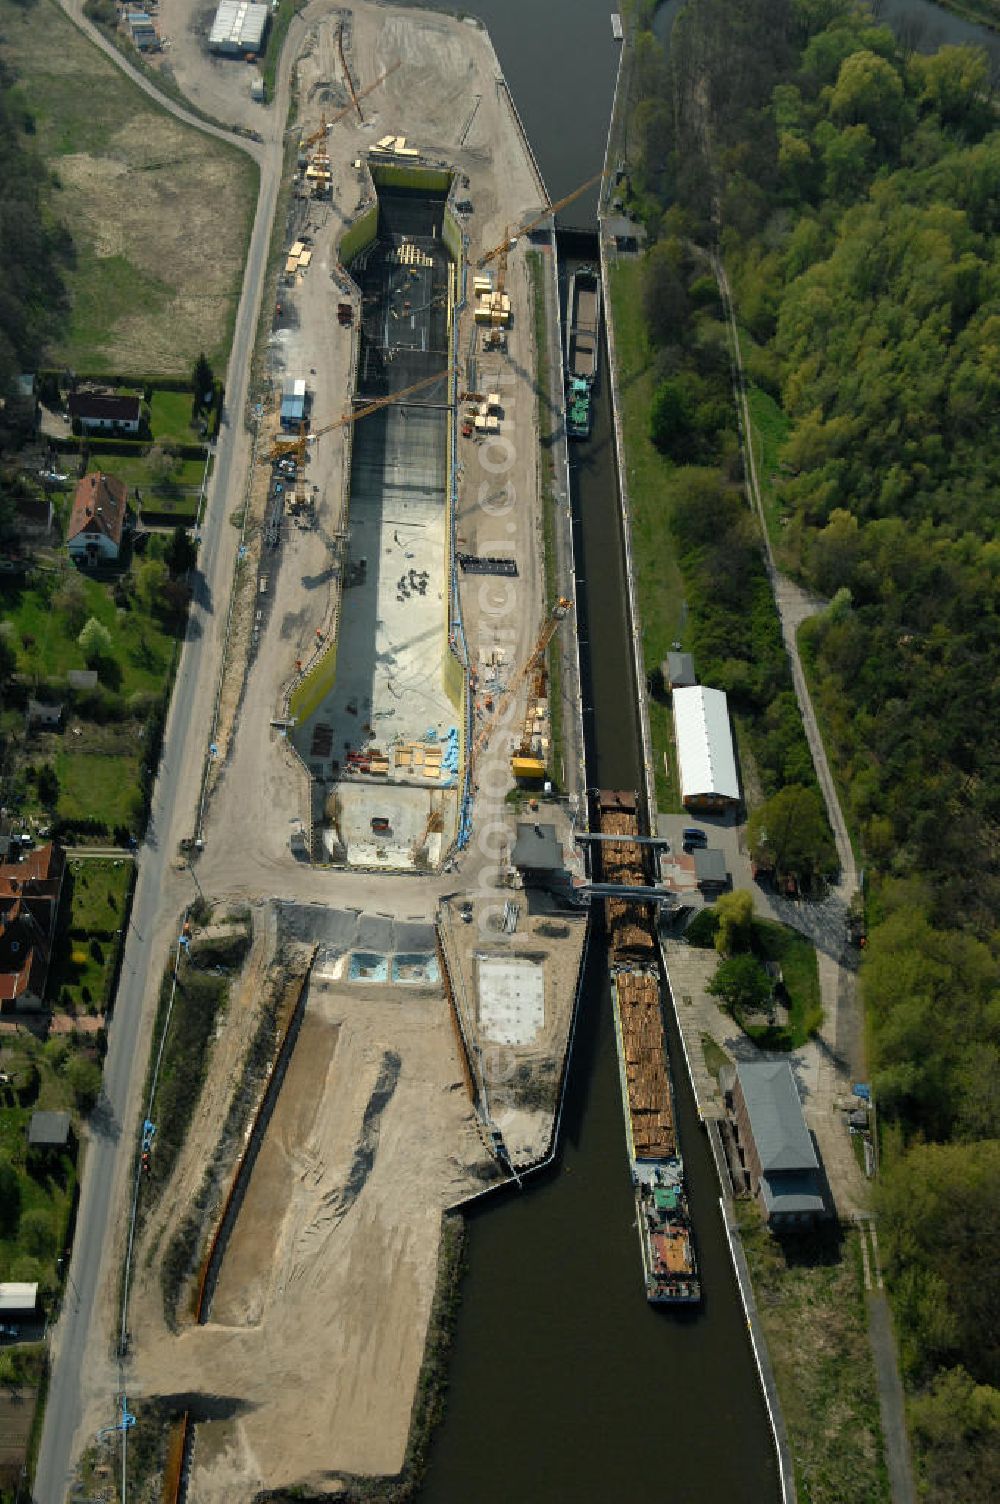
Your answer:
[67,393,141,434]
[67,472,129,564]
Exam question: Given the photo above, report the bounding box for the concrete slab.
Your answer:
[476,954,544,1045]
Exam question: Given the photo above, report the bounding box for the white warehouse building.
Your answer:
[209,0,268,56]
[672,684,740,811]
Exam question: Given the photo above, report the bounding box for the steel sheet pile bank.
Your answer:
[595,789,700,1304]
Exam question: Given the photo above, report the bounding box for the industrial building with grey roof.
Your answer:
[726,1060,827,1226]
[209,0,268,55]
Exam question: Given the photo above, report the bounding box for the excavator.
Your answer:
[470,597,573,774]
[267,367,454,464]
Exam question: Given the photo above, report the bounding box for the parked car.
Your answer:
[682,826,708,849]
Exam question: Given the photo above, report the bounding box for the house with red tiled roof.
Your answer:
[0,843,65,1012]
[67,472,129,564]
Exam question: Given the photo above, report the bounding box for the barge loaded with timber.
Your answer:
[593,790,700,1305]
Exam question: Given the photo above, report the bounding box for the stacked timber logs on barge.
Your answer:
[616,967,676,1160]
[594,788,701,1305]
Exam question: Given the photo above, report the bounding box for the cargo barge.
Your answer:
[594,790,700,1305]
[565,266,601,440]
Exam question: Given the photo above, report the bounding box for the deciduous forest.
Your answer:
[626,0,1000,1492]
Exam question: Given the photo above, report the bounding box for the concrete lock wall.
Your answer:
[370,163,453,195]
[288,637,339,725]
[442,203,463,268]
[337,203,378,268]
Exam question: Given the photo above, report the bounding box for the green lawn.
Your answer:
[148,389,199,448]
[749,918,823,1049]
[54,747,143,830]
[745,380,791,546]
[1,574,177,698]
[608,260,687,811]
[87,453,206,521]
[0,0,257,375]
[46,858,132,1014]
[0,1034,83,1292]
[738,1205,890,1504]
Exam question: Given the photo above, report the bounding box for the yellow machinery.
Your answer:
[476,173,608,345]
[267,368,453,463]
[470,597,573,770]
[298,62,401,150]
[299,112,329,153]
[511,663,549,781]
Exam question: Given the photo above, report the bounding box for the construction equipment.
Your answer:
[476,173,608,345]
[470,597,573,767]
[268,368,453,462]
[299,112,329,152]
[299,62,401,148]
[511,662,549,781]
[337,23,364,122]
[477,172,609,270]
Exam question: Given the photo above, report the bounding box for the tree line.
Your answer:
[624,0,1000,1493]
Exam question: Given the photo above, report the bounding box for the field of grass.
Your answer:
[738,1205,890,1504]
[262,0,304,99]
[745,379,791,545]
[47,858,132,1014]
[608,260,687,811]
[749,917,823,1050]
[0,572,177,698]
[86,453,206,522]
[0,0,257,375]
[148,390,199,448]
[0,1034,82,1292]
[54,745,143,831]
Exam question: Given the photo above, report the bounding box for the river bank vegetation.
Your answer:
[620,0,1000,1493]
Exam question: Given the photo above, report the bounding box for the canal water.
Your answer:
[418,1,998,1499]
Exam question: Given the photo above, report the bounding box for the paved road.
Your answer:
[33,11,295,1499]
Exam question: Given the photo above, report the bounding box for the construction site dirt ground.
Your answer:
[111,5,579,1496]
[127,907,489,1498]
[202,0,549,887]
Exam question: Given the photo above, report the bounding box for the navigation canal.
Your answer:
[419,5,780,1501]
[419,0,999,1497]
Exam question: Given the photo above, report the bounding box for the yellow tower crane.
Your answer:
[470,597,573,769]
[268,368,454,464]
[477,172,608,346]
[298,62,401,150]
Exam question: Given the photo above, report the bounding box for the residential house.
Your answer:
[724,1060,827,1227]
[67,392,141,434]
[0,843,65,1013]
[67,472,129,564]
